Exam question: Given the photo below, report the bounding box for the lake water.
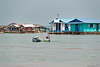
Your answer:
[0,33,100,67]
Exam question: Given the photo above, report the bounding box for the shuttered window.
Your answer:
[88,24,95,28]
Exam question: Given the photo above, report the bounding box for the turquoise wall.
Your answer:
[54,23,100,32]
[71,24,83,32]
[83,23,99,32]
[71,24,75,32]
[71,23,100,32]
[79,24,83,32]
[97,24,100,32]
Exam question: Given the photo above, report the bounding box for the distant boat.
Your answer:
[43,39,50,42]
[32,38,42,42]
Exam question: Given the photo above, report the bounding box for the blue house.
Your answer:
[50,18,100,32]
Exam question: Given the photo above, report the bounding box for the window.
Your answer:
[88,24,94,28]
[25,27,27,29]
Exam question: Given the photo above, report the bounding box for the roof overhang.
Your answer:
[68,22,84,24]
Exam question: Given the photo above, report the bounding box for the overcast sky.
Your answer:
[0,0,100,25]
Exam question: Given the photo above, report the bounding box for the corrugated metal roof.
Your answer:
[14,25,19,27]
[8,23,37,27]
[23,24,35,27]
[78,18,100,23]
[58,18,75,23]
[52,18,100,24]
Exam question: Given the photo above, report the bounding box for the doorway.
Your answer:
[75,24,79,32]
[56,23,61,32]
[97,24,99,32]
[65,24,68,31]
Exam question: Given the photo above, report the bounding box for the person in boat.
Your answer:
[46,35,50,40]
[32,36,41,42]
[43,35,50,42]
[36,36,39,40]
[34,36,41,42]
[46,36,49,39]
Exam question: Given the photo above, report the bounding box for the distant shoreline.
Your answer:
[1,31,100,35]
[0,32,46,34]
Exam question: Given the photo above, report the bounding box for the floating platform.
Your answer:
[48,32,100,35]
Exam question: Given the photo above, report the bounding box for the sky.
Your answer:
[0,0,100,25]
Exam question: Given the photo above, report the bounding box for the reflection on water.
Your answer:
[0,33,100,64]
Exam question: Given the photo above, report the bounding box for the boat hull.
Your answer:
[32,38,41,42]
[43,39,50,42]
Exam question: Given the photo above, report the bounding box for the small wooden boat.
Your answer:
[32,38,42,42]
[43,39,50,42]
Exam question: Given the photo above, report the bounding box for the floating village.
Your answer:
[49,18,100,34]
[0,23,50,33]
[0,17,100,35]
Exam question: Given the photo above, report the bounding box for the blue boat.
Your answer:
[32,38,42,42]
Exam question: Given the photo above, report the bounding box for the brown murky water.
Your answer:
[0,33,100,67]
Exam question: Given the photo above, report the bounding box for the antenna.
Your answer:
[57,14,59,18]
